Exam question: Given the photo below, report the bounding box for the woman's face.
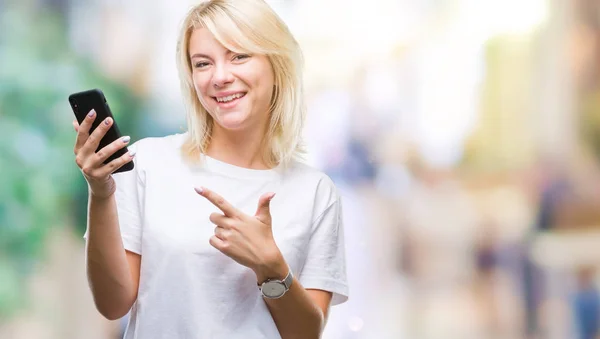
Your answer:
[189,28,275,132]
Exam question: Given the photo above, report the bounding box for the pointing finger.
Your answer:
[195,187,239,217]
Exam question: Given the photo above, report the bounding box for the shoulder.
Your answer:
[129,133,186,165]
[283,161,340,211]
[130,133,185,154]
[286,161,338,191]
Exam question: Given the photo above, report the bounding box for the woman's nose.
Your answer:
[212,63,234,88]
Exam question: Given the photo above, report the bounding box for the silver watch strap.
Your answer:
[282,269,293,289]
[257,268,293,290]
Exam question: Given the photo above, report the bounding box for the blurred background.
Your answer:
[2,0,600,338]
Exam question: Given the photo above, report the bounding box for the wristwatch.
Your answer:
[258,269,293,299]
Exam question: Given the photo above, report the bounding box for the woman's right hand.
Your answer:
[73,109,135,199]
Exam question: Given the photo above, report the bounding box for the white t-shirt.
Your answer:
[84,133,348,339]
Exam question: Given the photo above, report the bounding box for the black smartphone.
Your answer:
[68,89,134,173]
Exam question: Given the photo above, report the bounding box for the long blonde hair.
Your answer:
[176,0,306,168]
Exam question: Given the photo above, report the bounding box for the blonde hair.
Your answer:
[176,0,306,168]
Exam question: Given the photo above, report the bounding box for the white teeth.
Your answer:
[216,93,244,103]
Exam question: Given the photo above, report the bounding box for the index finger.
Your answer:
[195,187,239,217]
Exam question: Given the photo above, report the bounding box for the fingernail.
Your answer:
[128,149,136,157]
[88,109,95,117]
[268,192,276,200]
[194,187,203,194]
[121,136,131,143]
[104,117,112,125]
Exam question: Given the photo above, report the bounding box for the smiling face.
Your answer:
[189,28,275,132]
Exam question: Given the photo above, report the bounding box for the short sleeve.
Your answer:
[83,142,145,255]
[298,197,349,305]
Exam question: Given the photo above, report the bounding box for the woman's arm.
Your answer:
[256,260,332,339]
[86,193,141,320]
[73,111,142,320]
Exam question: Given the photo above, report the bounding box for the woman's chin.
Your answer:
[216,114,249,131]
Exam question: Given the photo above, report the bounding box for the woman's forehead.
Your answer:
[189,27,246,55]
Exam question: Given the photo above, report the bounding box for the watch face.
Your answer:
[263,281,286,298]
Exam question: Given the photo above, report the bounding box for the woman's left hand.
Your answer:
[194,187,287,282]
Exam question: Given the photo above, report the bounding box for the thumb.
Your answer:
[255,192,276,224]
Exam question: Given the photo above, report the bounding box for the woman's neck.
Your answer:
[205,124,270,170]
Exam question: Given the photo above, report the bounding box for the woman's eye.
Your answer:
[193,62,209,68]
[234,54,250,61]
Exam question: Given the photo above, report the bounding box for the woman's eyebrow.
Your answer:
[190,53,212,59]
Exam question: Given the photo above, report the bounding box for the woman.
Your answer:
[73,0,348,338]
